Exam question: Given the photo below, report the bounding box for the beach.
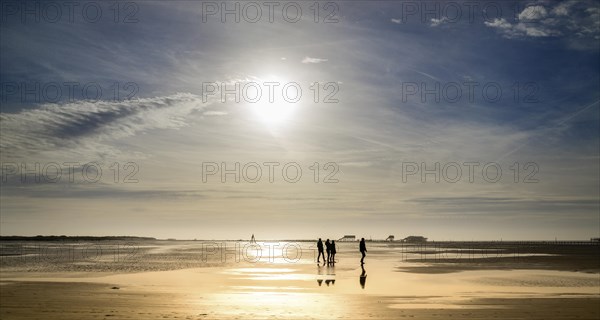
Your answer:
[1,241,599,319]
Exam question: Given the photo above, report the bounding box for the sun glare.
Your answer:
[248,74,299,126]
[252,102,296,125]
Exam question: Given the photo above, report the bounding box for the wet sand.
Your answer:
[1,241,599,319]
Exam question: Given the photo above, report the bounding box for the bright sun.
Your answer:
[248,75,298,126]
[252,102,296,125]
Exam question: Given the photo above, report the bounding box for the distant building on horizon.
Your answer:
[402,236,427,243]
[386,235,395,241]
[339,235,356,241]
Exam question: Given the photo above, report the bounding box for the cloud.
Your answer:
[429,17,449,27]
[409,196,598,207]
[301,56,328,64]
[484,18,558,38]
[203,111,228,116]
[552,1,577,16]
[339,161,373,167]
[407,196,599,217]
[484,1,600,44]
[390,18,402,24]
[485,18,513,30]
[0,93,211,160]
[0,184,207,200]
[518,5,548,21]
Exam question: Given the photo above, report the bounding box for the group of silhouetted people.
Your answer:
[316,238,337,264]
[316,237,368,289]
[316,237,367,265]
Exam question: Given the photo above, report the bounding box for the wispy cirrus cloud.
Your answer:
[203,111,228,116]
[301,56,328,64]
[0,93,215,160]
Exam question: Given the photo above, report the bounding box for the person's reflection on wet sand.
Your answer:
[359,264,367,289]
[326,264,335,286]
[317,262,335,287]
[317,264,324,286]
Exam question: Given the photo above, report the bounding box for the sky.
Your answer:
[1,0,599,240]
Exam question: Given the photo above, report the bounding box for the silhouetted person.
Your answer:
[250,234,256,243]
[359,238,367,264]
[359,264,367,289]
[330,240,337,264]
[317,238,325,263]
[325,239,331,264]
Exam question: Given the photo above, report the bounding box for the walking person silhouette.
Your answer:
[325,239,331,264]
[330,240,337,264]
[317,238,325,263]
[359,238,367,264]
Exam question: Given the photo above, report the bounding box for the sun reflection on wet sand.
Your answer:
[205,292,344,319]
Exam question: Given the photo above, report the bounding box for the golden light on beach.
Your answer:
[220,292,324,314]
